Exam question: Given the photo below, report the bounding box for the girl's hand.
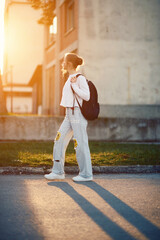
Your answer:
[70,76,77,83]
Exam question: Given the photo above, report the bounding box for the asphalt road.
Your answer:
[0,174,160,240]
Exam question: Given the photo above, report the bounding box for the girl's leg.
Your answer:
[70,108,93,178]
[52,114,73,175]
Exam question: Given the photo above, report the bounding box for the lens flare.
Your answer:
[0,0,5,75]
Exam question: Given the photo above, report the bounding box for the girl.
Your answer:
[44,53,93,182]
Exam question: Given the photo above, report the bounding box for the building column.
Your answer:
[42,24,48,114]
[54,0,61,115]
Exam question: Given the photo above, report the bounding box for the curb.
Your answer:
[0,165,160,175]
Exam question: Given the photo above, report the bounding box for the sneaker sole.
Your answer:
[44,175,65,180]
[72,177,93,182]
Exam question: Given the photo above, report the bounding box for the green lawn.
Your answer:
[0,141,159,168]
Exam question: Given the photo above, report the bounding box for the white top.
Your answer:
[60,73,90,108]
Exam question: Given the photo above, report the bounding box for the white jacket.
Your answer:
[60,73,90,108]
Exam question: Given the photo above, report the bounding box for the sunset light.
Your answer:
[0,0,5,75]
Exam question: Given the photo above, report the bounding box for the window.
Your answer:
[65,0,74,33]
[49,16,57,45]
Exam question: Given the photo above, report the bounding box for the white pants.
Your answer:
[52,107,93,178]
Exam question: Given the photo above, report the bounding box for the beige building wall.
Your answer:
[6,95,32,113]
[78,0,160,118]
[4,0,44,85]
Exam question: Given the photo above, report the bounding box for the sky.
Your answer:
[0,0,6,75]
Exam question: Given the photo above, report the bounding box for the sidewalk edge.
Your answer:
[0,165,160,175]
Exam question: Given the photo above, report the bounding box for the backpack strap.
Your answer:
[71,74,83,114]
[76,74,82,78]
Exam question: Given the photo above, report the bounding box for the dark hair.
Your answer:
[65,53,84,69]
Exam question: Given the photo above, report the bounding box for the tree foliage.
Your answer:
[28,0,56,25]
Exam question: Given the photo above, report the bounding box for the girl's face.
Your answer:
[62,56,74,72]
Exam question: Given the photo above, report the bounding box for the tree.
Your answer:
[28,0,56,25]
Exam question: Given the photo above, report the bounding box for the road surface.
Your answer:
[0,174,160,240]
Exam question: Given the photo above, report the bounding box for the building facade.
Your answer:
[28,65,42,114]
[42,0,78,115]
[3,83,32,113]
[0,74,7,114]
[42,0,160,119]
[3,0,44,113]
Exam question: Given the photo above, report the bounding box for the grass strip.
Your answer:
[0,141,159,168]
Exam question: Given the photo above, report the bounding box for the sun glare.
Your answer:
[0,0,5,75]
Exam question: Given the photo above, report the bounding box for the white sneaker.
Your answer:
[72,175,93,182]
[44,172,65,180]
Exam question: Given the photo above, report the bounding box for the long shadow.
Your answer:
[76,181,160,240]
[48,182,136,240]
[0,176,43,240]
